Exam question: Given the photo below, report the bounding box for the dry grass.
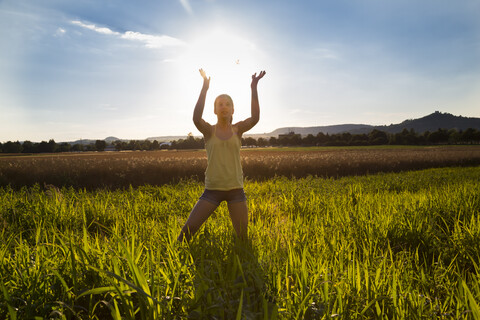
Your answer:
[1,146,480,189]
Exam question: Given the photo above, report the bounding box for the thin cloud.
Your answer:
[54,27,66,37]
[121,31,184,48]
[313,47,340,60]
[178,0,193,15]
[70,20,184,48]
[71,20,119,36]
[99,104,118,111]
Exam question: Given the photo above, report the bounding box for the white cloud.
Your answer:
[71,20,119,36]
[178,0,193,15]
[70,20,184,49]
[121,31,185,48]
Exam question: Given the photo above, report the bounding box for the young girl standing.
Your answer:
[177,68,266,242]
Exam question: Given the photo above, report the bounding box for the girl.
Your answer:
[177,68,266,242]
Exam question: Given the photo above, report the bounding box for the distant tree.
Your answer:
[3,141,23,153]
[114,140,128,150]
[127,140,138,150]
[393,128,419,145]
[141,140,152,150]
[316,132,329,145]
[95,140,107,151]
[38,141,50,153]
[448,129,460,144]
[277,133,301,146]
[461,128,480,144]
[36,140,56,153]
[244,137,257,147]
[22,140,37,153]
[257,137,267,147]
[71,144,84,152]
[277,135,288,146]
[421,131,430,144]
[195,137,205,149]
[151,140,160,150]
[368,129,388,145]
[85,143,96,151]
[58,142,72,152]
[350,134,369,146]
[269,137,278,146]
[48,139,58,153]
[170,135,205,149]
[327,134,347,146]
[184,133,197,149]
[291,134,302,146]
[473,129,480,143]
[303,134,316,146]
[427,128,449,144]
[341,132,352,144]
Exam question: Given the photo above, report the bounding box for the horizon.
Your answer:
[3,110,478,144]
[1,1,480,142]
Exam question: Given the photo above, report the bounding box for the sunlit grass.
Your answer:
[1,166,480,318]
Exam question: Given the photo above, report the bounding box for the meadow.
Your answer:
[1,146,480,319]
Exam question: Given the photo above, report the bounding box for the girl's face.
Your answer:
[214,95,234,120]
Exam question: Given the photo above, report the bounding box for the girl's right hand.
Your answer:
[199,68,210,89]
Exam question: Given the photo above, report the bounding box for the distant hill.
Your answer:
[260,111,480,137]
[105,136,121,144]
[267,124,374,136]
[70,136,122,145]
[371,111,480,134]
[145,136,190,142]
[64,111,480,144]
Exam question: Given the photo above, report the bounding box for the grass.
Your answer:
[245,145,469,152]
[1,165,480,318]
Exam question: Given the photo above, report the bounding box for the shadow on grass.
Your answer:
[186,231,278,319]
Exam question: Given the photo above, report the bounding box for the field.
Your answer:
[1,146,480,189]
[1,146,480,319]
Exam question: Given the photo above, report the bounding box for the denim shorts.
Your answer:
[199,188,247,206]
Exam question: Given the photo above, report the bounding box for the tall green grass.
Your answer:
[1,166,480,319]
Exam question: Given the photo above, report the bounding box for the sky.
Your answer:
[1,0,480,142]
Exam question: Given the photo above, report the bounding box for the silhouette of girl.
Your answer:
[177,68,266,242]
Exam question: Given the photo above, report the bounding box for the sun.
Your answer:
[174,26,264,121]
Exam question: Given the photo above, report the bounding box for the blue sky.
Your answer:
[1,0,480,142]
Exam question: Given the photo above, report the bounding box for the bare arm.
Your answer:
[193,69,212,136]
[236,70,266,135]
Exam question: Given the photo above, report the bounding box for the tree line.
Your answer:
[0,139,107,154]
[263,127,480,147]
[1,127,480,154]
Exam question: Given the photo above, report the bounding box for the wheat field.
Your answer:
[1,146,480,189]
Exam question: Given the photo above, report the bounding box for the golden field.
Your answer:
[1,145,480,189]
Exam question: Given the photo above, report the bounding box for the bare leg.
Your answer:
[177,199,218,242]
[227,201,248,240]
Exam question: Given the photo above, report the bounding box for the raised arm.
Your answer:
[193,69,212,136]
[236,70,266,135]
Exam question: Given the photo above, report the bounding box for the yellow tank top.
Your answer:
[204,125,243,190]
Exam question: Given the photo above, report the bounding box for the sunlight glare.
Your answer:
[174,27,264,125]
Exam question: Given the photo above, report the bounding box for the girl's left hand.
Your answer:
[251,70,266,88]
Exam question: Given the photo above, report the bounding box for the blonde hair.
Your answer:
[214,94,234,124]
